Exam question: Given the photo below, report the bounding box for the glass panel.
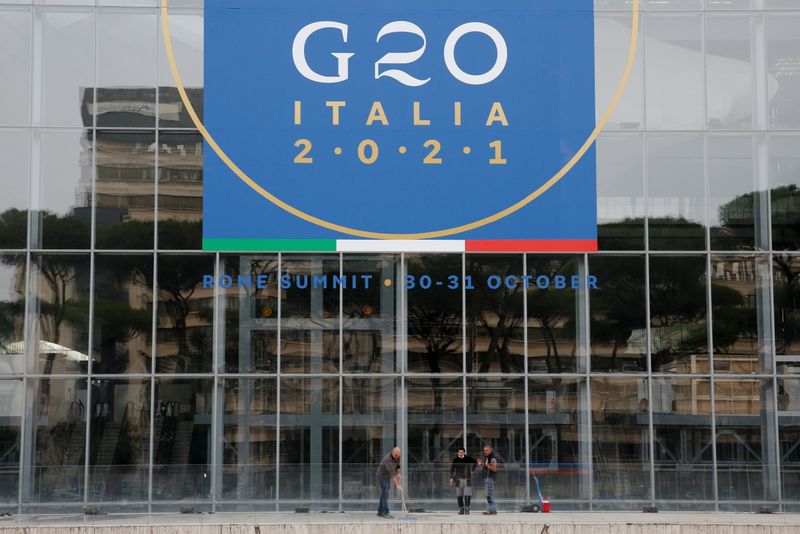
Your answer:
[707,14,763,130]
[589,256,647,372]
[0,380,22,503]
[778,378,800,503]
[645,13,704,130]
[528,378,588,501]
[31,130,93,249]
[0,129,30,249]
[97,9,156,128]
[715,379,777,505]
[0,256,25,374]
[596,133,645,250]
[88,379,151,503]
[407,376,463,505]
[595,12,644,130]
[281,256,339,373]
[94,130,156,250]
[590,377,651,502]
[221,255,279,374]
[155,254,214,373]
[526,255,581,373]
[767,13,800,129]
[92,254,153,374]
[406,255,463,373]
[342,378,399,502]
[652,378,714,502]
[647,133,707,251]
[0,8,31,126]
[769,134,800,251]
[40,8,94,127]
[466,377,526,504]
[711,255,769,374]
[28,378,87,503]
[157,131,203,250]
[774,254,800,365]
[30,254,90,375]
[709,134,765,251]
[221,378,277,502]
[153,378,212,501]
[157,9,203,126]
[342,255,398,373]
[466,255,524,373]
[649,255,709,374]
[279,377,339,505]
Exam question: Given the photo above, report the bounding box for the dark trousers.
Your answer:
[377,476,390,514]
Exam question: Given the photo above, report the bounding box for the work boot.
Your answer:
[458,507,465,515]
[465,507,470,515]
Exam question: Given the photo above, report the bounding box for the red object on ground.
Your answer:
[542,498,551,513]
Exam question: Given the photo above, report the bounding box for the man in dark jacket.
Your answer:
[449,447,478,514]
[376,447,402,518]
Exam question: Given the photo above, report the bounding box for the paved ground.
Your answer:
[1,511,799,527]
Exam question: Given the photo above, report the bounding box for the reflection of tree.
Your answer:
[773,254,799,354]
[466,257,524,374]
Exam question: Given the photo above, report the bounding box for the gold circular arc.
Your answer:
[160,0,640,240]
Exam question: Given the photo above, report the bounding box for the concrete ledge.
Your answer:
[2,513,800,534]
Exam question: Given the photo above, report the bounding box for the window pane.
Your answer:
[645,13,704,130]
[595,12,644,130]
[715,379,777,506]
[342,255,398,373]
[647,133,707,251]
[407,377,463,505]
[407,255,463,373]
[281,255,340,373]
[0,257,25,374]
[279,378,339,505]
[778,378,800,503]
[28,378,87,503]
[221,255,279,374]
[767,13,800,129]
[707,14,764,130]
[466,255,524,373]
[466,377,526,504]
[157,131,203,250]
[528,378,589,501]
[769,134,800,251]
[774,254,800,364]
[649,255,709,374]
[711,255,770,374]
[153,378,212,501]
[342,378,399,503]
[709,134,766,251]
[0,8,31,126]
[596,133,645,250]
[590,377,651,502]
[30,254,90,375]
[221,378,277,502]
[526,255,581,373]
[92,254,153,374]
[158,9,203,127]
[155,254,213,373]
[31,130,93,249]
[0,380,21,503]
[94,130,156,250]
[40,9,94,127]
[97,9,156,128]
[590,256,647,372]
[0,129,30,249]
[88,378,151,502]
[653,378,714,502]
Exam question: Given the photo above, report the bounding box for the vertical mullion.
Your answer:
[210,252,221,512]
[338,253,343,511]
[274,252,281,510]
[522,254,530,503]
[461,252,467,450]
[645,250,655,505]
[147,251,157,512]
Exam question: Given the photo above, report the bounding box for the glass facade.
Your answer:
[0,0,799,514]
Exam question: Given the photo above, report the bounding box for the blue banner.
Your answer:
[203,0,597,245]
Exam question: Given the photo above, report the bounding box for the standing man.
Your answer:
[376,447,402,518]
[449,447,478,515]
[476,445,498,515]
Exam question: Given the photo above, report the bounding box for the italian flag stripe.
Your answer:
[204,239,597,253]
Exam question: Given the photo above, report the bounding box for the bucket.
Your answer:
[542,498,551,513]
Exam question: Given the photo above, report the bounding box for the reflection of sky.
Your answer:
[0,131,28,212]
[0,263,18,302]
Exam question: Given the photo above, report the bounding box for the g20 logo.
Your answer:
[292,21,509,86]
